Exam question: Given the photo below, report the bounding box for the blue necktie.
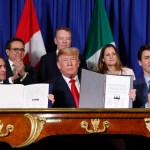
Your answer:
[148,81,150,93]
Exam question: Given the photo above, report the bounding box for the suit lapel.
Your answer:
[5,60,13,78]
[59,76,76,107]
[139,77,148,103]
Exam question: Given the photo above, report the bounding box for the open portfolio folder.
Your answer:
[79,69,134,108]
[0,83,52,108]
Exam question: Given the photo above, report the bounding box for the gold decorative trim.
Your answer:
[15,113,46,148]
[0,120,14,137]
[144,118,150,132]
[80,119,109,133]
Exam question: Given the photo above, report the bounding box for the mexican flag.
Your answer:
[85,0,115,71]
[15,0,46,70]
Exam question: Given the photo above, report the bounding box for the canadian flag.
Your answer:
[15,0,46,69]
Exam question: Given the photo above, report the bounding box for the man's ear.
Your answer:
[5,49,10,56]
[57,62,61,70]
[138,60,142,66]
[54,37,57,45]
[78,60,80,67]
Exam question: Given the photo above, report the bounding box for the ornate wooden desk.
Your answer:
[0,108,150,148]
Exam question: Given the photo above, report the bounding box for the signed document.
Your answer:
[0,83,50,108]
[104,75,132,108]
[79,69,133,108]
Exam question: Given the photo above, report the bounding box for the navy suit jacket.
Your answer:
[133,76,148,108]
[48,75,77,108]
[38,51,87,83]
[5,60,38,85]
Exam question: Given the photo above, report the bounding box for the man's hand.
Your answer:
[129,89,136,101]
[11,71,19,81]
[13,60,25,77]
[48,94,55,104]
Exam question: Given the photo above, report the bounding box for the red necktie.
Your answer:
[70,79,79,107]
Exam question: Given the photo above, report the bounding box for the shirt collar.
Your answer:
[56,49,59,55]
[0,80,4,84]
[8,59,14,67]
[144,75,150,84]
[62,75,78,84]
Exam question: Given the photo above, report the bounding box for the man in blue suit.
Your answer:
[38,27,87,83]
[49,47,80,108]
[133,44,150,108]
[125,44,150,150]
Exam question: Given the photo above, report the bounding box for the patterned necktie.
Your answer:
[12,64,16,75]
[70,79,79,107]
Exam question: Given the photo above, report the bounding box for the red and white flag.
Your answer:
[15,0,46,69]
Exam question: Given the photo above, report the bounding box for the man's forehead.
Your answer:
[60,54,76,58]
[142,50,150,56]
[0,58,5,63]
[57,30,71,35]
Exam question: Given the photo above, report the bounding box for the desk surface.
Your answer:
[0,108,150,148]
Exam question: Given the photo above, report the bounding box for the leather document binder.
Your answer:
[79,69,133,108]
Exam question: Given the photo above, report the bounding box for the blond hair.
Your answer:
[57,47,79,61]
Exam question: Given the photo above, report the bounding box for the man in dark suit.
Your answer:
[38,27,87,83]
[44,47,118,149]
[5,37,38,85]
[0,55,9,84]
[133,44,150,108]
[49,47,80,108]
[0,55,13,149]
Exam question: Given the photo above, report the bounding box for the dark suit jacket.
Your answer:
[38,51,87,83]
[3,80,10,84]
[48,75,77,108]
[5,60,38,85]
[133,76,148,108]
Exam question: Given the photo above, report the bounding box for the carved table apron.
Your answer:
[0,108,149,148]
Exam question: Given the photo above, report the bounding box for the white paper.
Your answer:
[0,84,23,108]
[0,84,49,108]
[104,75,131,108]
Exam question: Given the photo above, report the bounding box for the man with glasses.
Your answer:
[5,37,38,84]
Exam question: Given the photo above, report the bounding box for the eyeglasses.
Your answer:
[10,48,25,53]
